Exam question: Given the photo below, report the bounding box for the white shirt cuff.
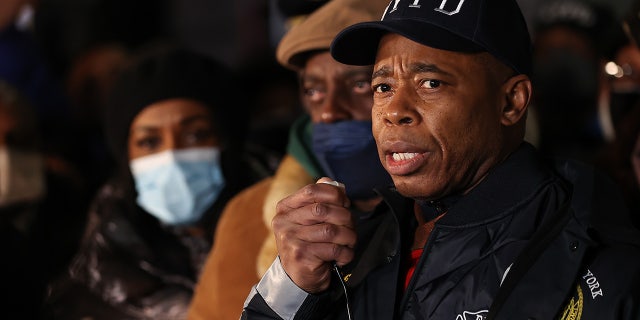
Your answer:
[244,256,309,320]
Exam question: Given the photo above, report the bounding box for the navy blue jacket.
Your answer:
[242,143,640,319]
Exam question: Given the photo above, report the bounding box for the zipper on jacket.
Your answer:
[398,224,441,317]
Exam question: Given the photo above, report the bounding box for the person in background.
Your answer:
[597,104,640,229]
[237,57,303,177]
[530,0,627,163]
[242,0,640,318]
[43,45,260,319]
[623,0,640,229]
[606,42,640,126]
[0,80,86,319]
[597,9,640,229]
[64,43,131,195]
[0,0,89,195]
[187,0,390,319]
[0,0,70,124]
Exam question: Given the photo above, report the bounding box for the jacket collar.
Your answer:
[436,142,555,227]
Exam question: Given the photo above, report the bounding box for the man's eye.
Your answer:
[373,83,391,93]
[303,88,325,102]
[353,80,372,94]
[422,79,441,89]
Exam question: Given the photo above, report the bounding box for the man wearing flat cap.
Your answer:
[242,0,640,319]
[187,0,391,319]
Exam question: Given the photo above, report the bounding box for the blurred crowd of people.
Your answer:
[0,0,639,318]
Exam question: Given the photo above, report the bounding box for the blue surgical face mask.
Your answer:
[311,120,392,200]
[130,147,225,226]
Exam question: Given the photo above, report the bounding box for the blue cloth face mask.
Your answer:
[130,147,225,225]
[311,120,392,200]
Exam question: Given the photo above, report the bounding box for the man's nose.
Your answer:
[318,88,351,123]
[378,88,419,127]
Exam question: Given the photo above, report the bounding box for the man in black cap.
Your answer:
[242,0,640,319]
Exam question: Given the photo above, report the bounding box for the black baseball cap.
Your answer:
[330,0,532,75]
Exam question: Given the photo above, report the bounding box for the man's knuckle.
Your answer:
[312,203,326,217]
[271,216,284,230]
[291,248,303,261]
[275,201,286,214]
[332,244,343,258]
[302,184,315,196]
[324,224,337,238]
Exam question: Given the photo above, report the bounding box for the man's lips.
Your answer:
[381,141,430,176]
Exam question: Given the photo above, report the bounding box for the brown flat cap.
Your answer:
[276,0,389,71]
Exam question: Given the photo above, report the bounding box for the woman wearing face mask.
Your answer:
[43,45,260,319]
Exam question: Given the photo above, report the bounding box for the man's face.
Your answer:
[371,34,510,199]
[300,52,373,123]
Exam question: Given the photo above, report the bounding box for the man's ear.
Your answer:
[501,74,531,126]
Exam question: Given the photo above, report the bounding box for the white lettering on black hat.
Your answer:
[435,0,466,16]
[386,0,402,15]
[409,0,422,8]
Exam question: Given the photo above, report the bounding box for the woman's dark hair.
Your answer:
[103,43,242,164]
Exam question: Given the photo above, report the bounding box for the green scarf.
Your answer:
[286,114,325,179]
